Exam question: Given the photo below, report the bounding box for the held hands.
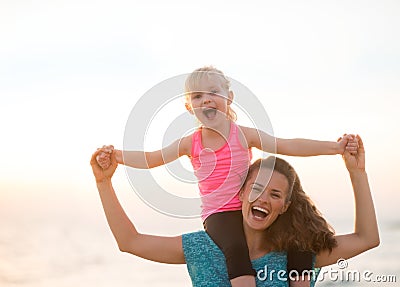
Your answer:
[340,135,365,172]
[96,145,115,170]
[337,134,359,155]
[91,148,117,183]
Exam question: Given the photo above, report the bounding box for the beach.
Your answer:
[0,182,398,287]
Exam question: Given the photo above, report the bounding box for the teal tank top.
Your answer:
[182,231,320,287]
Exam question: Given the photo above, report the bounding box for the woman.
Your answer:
[90,135,379,286]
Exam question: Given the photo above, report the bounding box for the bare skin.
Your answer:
[91,135,379,286]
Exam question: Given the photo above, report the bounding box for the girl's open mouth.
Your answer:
[202,108,217,119]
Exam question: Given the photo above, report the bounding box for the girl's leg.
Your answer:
[204,210,256,287]
[287,248,313,283]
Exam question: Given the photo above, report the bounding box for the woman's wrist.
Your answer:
[96,177,112,186]
[348,169,367,178]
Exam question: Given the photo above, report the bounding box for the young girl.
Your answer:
[97,66,357,287]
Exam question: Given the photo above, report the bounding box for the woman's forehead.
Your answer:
[247,168,289,192]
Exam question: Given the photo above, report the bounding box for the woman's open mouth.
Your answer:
[251,206,269,219]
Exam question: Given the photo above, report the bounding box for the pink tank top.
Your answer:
[191,122,252,221]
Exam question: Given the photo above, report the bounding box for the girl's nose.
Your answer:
[202,93,211,103]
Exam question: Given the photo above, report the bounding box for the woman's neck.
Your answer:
[243,223,271,260]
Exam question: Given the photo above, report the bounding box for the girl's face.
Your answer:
[240,168,291,232]
[185,75,233,126]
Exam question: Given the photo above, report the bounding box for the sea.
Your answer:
[0,182,399,287]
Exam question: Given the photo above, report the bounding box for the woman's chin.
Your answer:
[246,214,271,231]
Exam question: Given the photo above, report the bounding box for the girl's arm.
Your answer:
[276,137,344,156]
[242,127,354,156]
[105,135,192,169]
[90,150,186,264]
[315,135,379,268]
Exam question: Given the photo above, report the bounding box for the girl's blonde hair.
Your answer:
[184,66,237,121]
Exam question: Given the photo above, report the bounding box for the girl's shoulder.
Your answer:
[236,125,257,148]
[236,125,257,135]
[179,133,194,156]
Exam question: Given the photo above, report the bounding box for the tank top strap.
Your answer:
[229,122,247,151]
[229,121,238,141]
[191,127,202,158]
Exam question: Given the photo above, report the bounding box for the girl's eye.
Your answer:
[192,94,201,99]
[271,193,281,199]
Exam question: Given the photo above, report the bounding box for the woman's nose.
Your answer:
[256,192,270,204]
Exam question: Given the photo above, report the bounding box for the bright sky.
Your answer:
[1,0,399,224]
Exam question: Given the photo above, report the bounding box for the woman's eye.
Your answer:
[248,188,263,202]
[271,193,280,199]
[252,188,262,194]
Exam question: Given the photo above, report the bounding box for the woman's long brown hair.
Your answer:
[244,157,337,253]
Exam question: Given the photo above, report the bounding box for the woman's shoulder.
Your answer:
[182,232,320,287]
[182,231,223,258]
[182,231,231,287]
[181,231,288,269]
[182,231,287,263]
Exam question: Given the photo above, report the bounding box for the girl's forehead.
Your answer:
[187,74,226,91]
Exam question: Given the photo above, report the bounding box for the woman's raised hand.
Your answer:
[91,148,118,183]
[96,145,114,169]
[342,134,365,172]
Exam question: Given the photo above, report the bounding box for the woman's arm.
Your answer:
[90,150,186,264]
[315,135,380,267]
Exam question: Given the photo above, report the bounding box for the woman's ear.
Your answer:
[227,91,234,105]
[239,189,244,202]
[281,201,291,214]
[185,102,194,114]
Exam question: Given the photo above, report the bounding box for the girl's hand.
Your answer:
[342,135,365,172]
[337,134,358,155]
[91,149,118,183]
[97,152,111,169]
[96,145,114,169]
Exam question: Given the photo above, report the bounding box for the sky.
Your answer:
[1,0,399,231]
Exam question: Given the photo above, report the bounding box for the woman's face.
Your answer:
[240,168,291,232]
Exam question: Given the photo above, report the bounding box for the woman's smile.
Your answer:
[251,206,269,220]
